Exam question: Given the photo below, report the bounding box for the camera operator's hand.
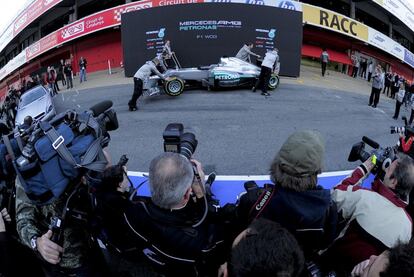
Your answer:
[191,159,205,198]
[37,230,63,264]
[363,156,375,173]
[0,208,10,232]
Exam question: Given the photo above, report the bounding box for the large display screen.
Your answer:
[122,3,302,77]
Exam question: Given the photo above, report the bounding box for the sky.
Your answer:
[0,0,31,35]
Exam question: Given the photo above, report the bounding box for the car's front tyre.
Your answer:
[268,74,280,90]
[164,77,185,96]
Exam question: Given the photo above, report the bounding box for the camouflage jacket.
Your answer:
[15,178,91,269]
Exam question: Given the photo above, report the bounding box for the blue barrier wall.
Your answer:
[128,171,375,205]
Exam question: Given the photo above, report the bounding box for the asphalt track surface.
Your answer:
[53,82,403,175]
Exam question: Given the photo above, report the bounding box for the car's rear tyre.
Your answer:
[268,74,279,90]
[164,77,184,96]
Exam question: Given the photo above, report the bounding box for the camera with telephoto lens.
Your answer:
[163,123,198,160]
[348,136,397,176]
[390,116,414,136]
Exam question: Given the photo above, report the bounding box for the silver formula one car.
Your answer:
[143,57,280,96]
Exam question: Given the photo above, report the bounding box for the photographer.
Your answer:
[236,130,338,259]
[323,153,414,274]
[218,218,305,277]
[350,241,414,277]
[0,207,43,277]
[15,175,104,277]
[0,208,12,276]
[124,152,233,276]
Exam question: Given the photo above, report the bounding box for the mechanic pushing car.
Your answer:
[128,57,167,111]
[252,48,279,96]
[235,42,260,63]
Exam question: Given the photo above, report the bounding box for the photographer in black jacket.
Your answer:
[236,130,338,261]
[98,152,231,276]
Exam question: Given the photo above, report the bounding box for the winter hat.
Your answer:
[275,130,325,177]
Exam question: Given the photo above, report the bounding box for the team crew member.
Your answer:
[128,58,166,111]
[320,49,329,77]
[235,43,260,63]
[252,48,278,96]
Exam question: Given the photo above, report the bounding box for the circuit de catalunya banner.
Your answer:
[128,170,374,205]
[0,0,64,54]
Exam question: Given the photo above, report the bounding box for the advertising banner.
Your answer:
[302,4,368,42]
[13,0,64,36]
[122,3,303,77]
[404,49,414,68]
[0,0,204,82]
[205,0,302,11]
[26,32,58,60]
[0,51,27,81]
[367,27,404,60]
[0,26,14,56]
[372,0,414,32]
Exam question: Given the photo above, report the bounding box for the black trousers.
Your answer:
[54,81,60,92]
[129,78,143,107]
[321,62,327,76]
[254,66,271,93]
[368,72,372,82]
[66,75,73,89]
[383,84,390,94]
[410,109,414,125]
[59,73,66,86]
[391,86,399,99]
[369,87,381,107]
[394,101,402,118]
[352,67,359,78]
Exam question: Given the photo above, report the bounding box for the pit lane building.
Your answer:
[0,0,413,98]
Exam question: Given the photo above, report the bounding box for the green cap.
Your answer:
[276,130,325,177]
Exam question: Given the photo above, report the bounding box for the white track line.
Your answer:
[127,170,353,180]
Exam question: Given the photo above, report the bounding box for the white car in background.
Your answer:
[15,86,56,127]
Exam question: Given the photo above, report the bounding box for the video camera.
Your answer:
[15,100,118,169]
[348,136,396,176]
[390,116,414,137]
[163,123,198,160]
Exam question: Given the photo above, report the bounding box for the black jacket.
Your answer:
[96,191,233,276]
[238,183,338,257]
